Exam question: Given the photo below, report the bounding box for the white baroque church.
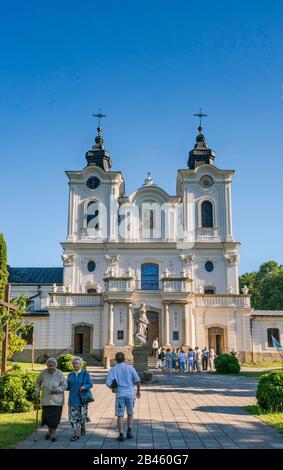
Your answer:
[9,120,283,365]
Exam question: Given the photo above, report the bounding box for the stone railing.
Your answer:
[196,227,218,238]
[161,278,192,293]
[49,293,103,307]
[104,277,134,292]
[194,294,250,308]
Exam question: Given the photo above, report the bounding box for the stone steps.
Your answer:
[81,354,102,366]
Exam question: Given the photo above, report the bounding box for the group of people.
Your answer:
[35,352,141,443]
[36,341,217,443]
[152,338,216,374]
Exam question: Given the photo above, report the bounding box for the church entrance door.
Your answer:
[74,325,91,355]
[146,311,159,355]
[208,327,224,355]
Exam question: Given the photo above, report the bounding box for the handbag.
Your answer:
[79,370,95,405]
[111,366,118,394]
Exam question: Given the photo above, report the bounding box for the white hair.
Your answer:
[72,356,83,366]
[46,357,57,367]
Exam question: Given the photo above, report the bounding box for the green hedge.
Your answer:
[256,370,283,412]
[0,369,39,413]
[57,354,87,372]
[214,353,241,374]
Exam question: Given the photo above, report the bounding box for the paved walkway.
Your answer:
[18,368,283,449]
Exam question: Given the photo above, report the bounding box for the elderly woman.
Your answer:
[35,357,67,442]
[67,356,93,441]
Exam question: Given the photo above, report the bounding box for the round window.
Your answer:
[205,261,214,272]
[87,261,96,272]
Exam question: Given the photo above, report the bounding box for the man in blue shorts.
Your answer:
[106,352,141,442]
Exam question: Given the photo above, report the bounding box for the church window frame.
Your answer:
[141,263,159,290]
[198,197,216,229]
[201,200,213,228]
[172,331,179,341]
[86,200,100,229]
[267,328,280,348]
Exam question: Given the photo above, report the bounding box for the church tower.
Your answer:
[177,113,239,295]
[61,117,125,293]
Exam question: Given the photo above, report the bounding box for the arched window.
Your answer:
[267,328,280,347]
[141,263,159,290]
[201,201,213,228]
[87,201,99,229]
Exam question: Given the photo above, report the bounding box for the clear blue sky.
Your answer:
[1,0,283,274]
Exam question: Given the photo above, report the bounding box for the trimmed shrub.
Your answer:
[214,353,241,374]
[22,371,39,403]
[256,370,283,412]
[57,354,87,372]
[0,371,34,412]
[57,354,74,372]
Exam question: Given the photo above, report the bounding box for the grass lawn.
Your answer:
[242,361,283,368]
[245,405,283,435]
[0,410,39,448]
[209,370,268,379]
[239,371,271,379]
[209,370,279,379]
[7,361,45,372]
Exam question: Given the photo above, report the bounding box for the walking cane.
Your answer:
[34,394,40,443]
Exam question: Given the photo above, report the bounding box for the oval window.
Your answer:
[87,261,96,272]
[205,261,214,272]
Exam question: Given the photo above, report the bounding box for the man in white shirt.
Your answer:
[106,352,141,442]
[152,338,159,356]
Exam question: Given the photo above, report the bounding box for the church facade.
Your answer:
[9,122,283,365]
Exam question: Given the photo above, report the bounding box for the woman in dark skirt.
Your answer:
[36,357,67,442]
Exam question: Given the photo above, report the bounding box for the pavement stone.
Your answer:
[16,367,283,449]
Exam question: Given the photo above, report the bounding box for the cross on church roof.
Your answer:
[93,108,107,128]
[193,108,208,128]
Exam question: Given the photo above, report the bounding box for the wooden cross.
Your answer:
[1,284,17,376]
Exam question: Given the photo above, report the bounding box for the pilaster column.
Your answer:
[127,303,133,346]
[108,302,114,345]
[189,308,195,347]
[163,303,171,347]
[183,303,190,347]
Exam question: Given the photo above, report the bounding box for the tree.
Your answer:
[239,260,283,310]
[0,233,9,343]
[0,233,32,358]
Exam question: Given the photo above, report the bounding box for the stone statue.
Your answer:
[135,303,150,345]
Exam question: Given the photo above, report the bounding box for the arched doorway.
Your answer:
[208,326,225,355]
[74,325,92,355]
[146,311,160,355]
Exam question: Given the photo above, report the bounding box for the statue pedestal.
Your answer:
[132,343,150,382]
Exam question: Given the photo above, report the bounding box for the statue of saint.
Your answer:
[135,303,150,344]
